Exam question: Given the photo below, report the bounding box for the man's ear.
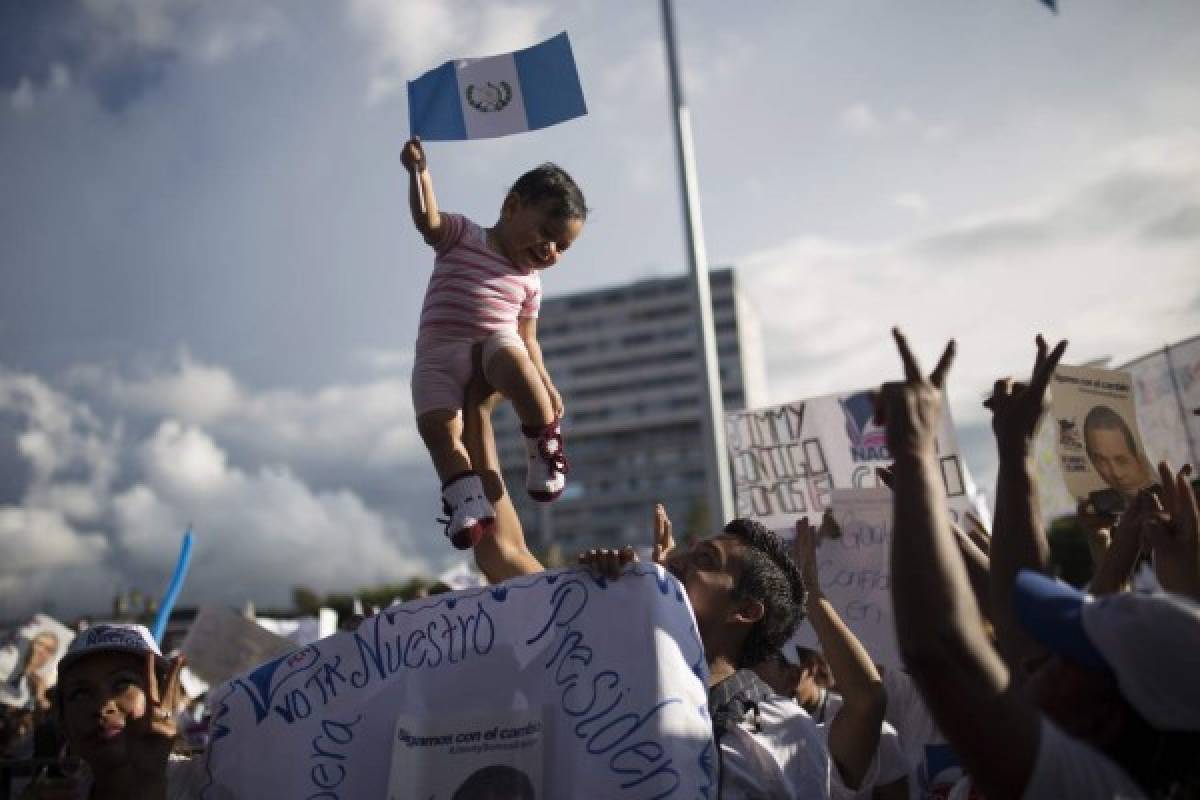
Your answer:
[731,597,765,626]
[500,191,520,220]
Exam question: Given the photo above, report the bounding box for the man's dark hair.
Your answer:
[723,518,807,668]
[452,764,535,800]
[793,645,833,687]
[1083,404,1139,457]
[509,163,587,221]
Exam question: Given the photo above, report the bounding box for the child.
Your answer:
[401,136,586,550]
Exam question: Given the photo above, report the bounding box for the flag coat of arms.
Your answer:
[408,32,587,141]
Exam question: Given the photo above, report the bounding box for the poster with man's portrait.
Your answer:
[1050,365,1155,506]
[0,614,74,709]
[387,708,544,800]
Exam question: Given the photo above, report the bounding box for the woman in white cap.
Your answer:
[21,623,202,800]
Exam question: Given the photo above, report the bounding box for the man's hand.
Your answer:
[983,335,1067,456]
[547,383,565,420]
[1146,461,1199,599]
[577,547,637,580]
[652,503,675,565]
[401,136,427,174]
[873,328,956,457]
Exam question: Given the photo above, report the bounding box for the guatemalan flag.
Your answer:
[407,32,587,141]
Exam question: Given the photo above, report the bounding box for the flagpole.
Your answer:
[660,0,734,529]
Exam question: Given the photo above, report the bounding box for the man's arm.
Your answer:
[400,136,444,246]
[793,518,885,789]
[518,317,563,418]
[882,329,1040,800]
[984,336,1066,674]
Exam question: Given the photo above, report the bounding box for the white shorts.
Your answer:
[410,328,525,417]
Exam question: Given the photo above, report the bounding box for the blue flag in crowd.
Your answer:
[407,32,587,141]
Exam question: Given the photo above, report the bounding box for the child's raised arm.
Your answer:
[401,136,444,247]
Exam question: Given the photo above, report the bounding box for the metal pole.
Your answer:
[660,0,734,527]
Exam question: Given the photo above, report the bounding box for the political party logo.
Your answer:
[83,625,149,651]
[839,391,889,462]
[1057,417,1082,450]
[465,81,512,113]
[231,644,321,726]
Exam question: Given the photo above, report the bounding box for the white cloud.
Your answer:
[347,0,554,104]
[0,364,431,620]
[739,133,1200,430]
[838,102,878,135]
[10,78,35,112]
[892,192,929,215]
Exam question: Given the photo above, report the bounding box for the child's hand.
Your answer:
[401,136,427,174]
[548,385,564,418]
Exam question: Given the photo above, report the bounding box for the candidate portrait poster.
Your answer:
[1050,365,1155,503]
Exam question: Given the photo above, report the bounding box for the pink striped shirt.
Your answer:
[417,213,541,342]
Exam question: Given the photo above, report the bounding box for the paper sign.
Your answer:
[180,606,295,686]
[0,614,75,708]
[790,488,900,669]
[202,566,714,799]
[1050,365,1155,502]
[725,389,984,535]
[1125,336,1200,471]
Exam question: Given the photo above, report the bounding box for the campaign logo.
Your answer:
[1057,417,1082,450]
[840,392,889,462]
[232,644,321,726]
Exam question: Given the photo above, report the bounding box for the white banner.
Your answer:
[202,566,714,799]
[725,389,984,534]
[791,488,901,669]
[1124,336,1200,471]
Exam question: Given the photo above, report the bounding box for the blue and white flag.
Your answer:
[408,32,587,141]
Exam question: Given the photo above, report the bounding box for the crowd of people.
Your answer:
[2,329,1199,799]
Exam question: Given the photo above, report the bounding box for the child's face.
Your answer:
[59,651,152,769]
[499,195,583,271]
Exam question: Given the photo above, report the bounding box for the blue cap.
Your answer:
[1012,570,1109,673]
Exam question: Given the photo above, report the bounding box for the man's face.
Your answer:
[59,651,151,769]
[665,534,744,645]
[1086,427,1147,496]
[498,196,583,271]
[1024,654,1126,748]
[28,632,59,671]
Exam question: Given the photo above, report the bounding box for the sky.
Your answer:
[2,0,1198,620]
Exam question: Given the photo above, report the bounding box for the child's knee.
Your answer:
[417,410,461,447]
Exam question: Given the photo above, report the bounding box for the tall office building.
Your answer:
[493,267,767,555]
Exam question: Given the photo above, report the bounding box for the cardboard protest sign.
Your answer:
[1050,365,1155,504]
[790,488,901,669]
[1124,336,1200,471]
[0,614,74,708]
[181,606,296,686]
[725,389,983,534]
[203,566,714,799]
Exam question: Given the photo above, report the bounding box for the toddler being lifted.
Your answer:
[401,136,585,549]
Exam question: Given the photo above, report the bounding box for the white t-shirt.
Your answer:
[881,667,966,798]
[718,695,832,799]
[814,690,910,800]
[1022,717,1146,799]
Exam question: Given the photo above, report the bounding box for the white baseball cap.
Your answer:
[1013,570,1200,731]
[58,623,164,673]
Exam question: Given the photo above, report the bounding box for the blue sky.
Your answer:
[2,0,1198,618]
